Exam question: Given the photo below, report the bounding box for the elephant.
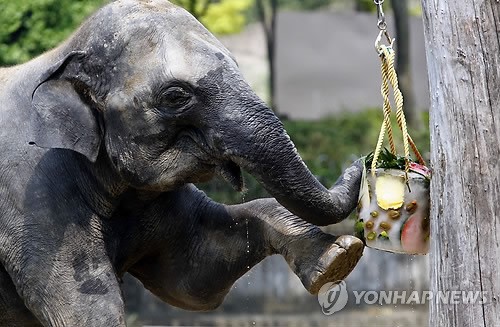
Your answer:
[0,0,364,326]
[0,185,364,326]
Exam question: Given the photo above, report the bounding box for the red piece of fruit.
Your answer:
[401,214,430,254]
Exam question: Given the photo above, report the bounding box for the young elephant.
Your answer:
[0,0,363,326]
[0,184,363,326]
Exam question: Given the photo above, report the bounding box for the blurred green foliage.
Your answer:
[0,0,106,66]
[277,0,334,10]
[173,0,334,35]
[199,109,429,204]
[172,0,253,35]
[0,0,253,66]
[0,0,352,66]
[355,0,375,12]
[355,0,389,12]
[200,0,253,35]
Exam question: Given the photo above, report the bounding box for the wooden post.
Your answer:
[420,1,500,326]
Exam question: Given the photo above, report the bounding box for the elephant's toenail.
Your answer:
[335,235,363,249]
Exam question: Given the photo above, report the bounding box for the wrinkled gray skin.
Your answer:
[0,1,364,326]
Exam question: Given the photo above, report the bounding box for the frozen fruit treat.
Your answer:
[355,154,431,255]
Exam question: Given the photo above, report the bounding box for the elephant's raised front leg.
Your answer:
[233,198,364,294]
[126,185,363,310]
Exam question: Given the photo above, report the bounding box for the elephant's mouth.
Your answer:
[177,129,244,191]
[217,160,244,192]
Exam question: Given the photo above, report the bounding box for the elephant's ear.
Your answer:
[31,51,101,162]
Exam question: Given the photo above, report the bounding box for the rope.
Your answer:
[408,134,426,166]
[371,43,426,178]
[380,50,396,155]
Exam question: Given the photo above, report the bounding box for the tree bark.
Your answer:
[391,0,418,128]
[421,1,500,326]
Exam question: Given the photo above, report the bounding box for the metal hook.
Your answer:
[374,0,387,30]
[374,29,394,54]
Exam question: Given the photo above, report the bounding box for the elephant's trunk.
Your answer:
[217,99,362,226]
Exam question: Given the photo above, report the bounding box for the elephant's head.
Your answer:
[30,0,361,225]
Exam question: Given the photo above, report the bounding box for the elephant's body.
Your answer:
[0,1,364,326]
[0,185,360,326]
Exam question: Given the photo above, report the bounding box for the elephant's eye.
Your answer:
[160,86,192,109]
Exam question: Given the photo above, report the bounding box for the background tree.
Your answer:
[254,0,334,114]
[0,0,251,66]
[0,0,106,66]
[254,0,278,112]
[390,0,417,128]
[421,0,500,326]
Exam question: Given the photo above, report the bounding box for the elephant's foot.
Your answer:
[292,235,364,295]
